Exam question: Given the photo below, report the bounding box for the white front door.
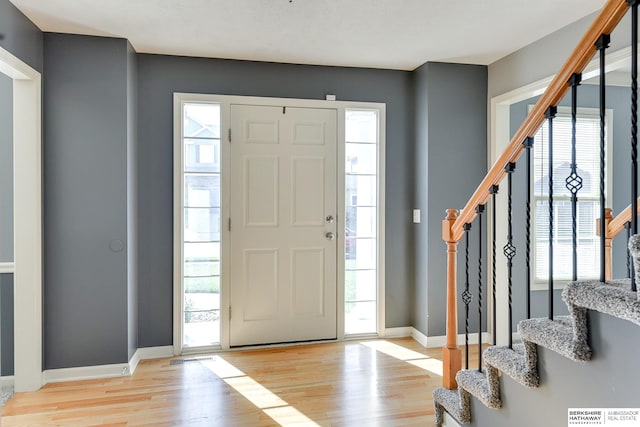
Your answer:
[229,104,337,346]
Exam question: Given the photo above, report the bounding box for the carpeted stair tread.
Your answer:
[550,315,573,328]
[433,386,471,426]
[432,237,640,425]
[518,315,591,361]
[563,280,640,326]
[484,343,539,388]
[456,366,501,408]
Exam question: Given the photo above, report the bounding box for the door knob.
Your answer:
[326,232,335,241]
[326,215,335,224]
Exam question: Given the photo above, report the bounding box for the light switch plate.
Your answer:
[413,209,421,224]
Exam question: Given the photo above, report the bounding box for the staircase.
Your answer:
[433,0,640,425]
[434,275,640,426]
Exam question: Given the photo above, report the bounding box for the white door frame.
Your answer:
[0,47,43,391]
[173,93,386,353]
[488,46,631,345]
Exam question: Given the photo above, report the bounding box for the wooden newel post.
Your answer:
[442,208,461,389]
[596,208,614,280]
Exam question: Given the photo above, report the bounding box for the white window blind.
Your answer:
[532,107,611,284]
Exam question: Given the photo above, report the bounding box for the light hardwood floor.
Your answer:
[2,338,483,426]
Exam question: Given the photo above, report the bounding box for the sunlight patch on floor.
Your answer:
[406,357,443,376]
[362,340,443,377]
[201,357,320,426]
[200,356,244,378]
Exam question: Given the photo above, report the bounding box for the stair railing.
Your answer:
[441,0,629,390]
[598,199,640,280]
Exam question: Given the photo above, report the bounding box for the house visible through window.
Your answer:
[182,103,221,347]
[345,109,379,334]
[532,107,612,284]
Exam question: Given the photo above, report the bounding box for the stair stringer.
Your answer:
[433,340,539,425]
[433,278,640,426]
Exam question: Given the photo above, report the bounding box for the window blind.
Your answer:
[532,110,608,282]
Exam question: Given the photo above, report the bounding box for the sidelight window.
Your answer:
[345,109,379,334]
[181,103,222,347]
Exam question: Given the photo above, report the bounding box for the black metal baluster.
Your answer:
[546,106,557,320]
[463,223,472,369]
[490,185,499,345]
[628,222,633,278]
[597,34,610,283]
[503,163,516,349]
[630,0,639,291]
[566,73,582,282]
[476,204,485,372]
[524,137,534,319]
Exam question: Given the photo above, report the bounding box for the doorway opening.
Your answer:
[0,46,43,392]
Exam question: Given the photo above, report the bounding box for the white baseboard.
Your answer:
[129,345,173,375]
[43,363,130,384]
[384,327,413,338]
[382,327,490,350]
[426,332,490,348]
[382,327,429,348]
[411,327,429,347]
[43,346,175,385]
[0,376,14,387]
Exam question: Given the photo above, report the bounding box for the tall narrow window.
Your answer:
[533,107,611,284]
[182,103,221,347]
[345,110,379,334]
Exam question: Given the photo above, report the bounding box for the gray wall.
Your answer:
[43,33,137,369]
[413,62,488,337]
[470,310,640,426]
[0,274,13,376]
[0,0,43,73]
[0,73,11,263]
[489,9,632,99]
[489,11,632,100]
[136,54,415,346]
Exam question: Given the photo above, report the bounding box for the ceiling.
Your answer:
[10,0,607,71]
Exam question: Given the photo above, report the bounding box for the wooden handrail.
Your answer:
[444,0,629,244]
[607,198,640,238]
[441,0,629,390]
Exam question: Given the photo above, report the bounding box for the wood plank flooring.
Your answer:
[2,338,482,426]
